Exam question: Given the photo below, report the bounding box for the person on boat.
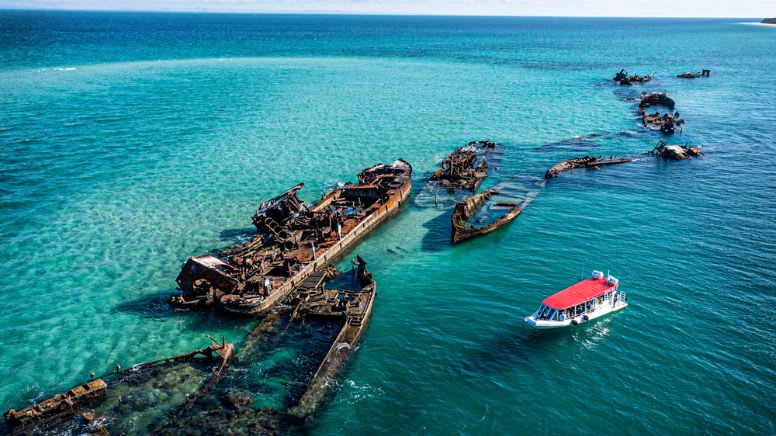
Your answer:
[559,311,566,321]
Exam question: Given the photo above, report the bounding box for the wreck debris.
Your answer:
[3,379,107,430]
[171,160,411,316]
[639,92,676,110]
[613,69,652,85]
[430,141,500,191]
[638,108,684,134]
[650,141,703,160]
[3,341,234,434]
[450,189,525,244]
[288,256,376,419]
[677,69,710,78]
[545,156,635,179]
[152,259,377,432]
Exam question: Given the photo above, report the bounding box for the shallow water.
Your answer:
[0,12,774,434]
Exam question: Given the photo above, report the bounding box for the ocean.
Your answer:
[0,11,774,434]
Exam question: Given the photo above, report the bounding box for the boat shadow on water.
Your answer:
[112,292,249,333]
[420,208,454,252]
[218,226,257,244]
[459,312,628,376]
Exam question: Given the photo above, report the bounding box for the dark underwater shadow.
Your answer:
[113,292,176,320]
[420,208,453,252]
[456,324,580,376]
[219,226,256,243]
[113,291,253,333]
[457,313,629,377]
[533,130,645,153]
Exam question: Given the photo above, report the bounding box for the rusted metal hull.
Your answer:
[220,172,408,316]
[677,70,710,78]
[288,275,376,419]
[451,189,524,244]
[639,109,684,135]
[3,379,107,430]
[170,160,411,316]
[639,92,675,110]
[650,142,703,160]
[613,70,652,85]
[430,141,498,191]
[545,156,634,179]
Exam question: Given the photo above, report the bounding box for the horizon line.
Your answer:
[0,7,766,20]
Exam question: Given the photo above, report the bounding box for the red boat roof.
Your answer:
[542,278,617,309]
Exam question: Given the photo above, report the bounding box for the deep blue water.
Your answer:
[0,11,774,434]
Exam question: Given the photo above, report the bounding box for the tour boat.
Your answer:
[525,271,628,329]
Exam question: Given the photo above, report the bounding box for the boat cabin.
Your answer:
[526,271,628,329]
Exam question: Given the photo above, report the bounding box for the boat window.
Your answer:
[549,309,557,320]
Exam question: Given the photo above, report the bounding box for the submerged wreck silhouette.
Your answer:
[3,340,234,435]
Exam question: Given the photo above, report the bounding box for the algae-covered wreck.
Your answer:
[153,259,378,433]
[171,160,411,316]
[3,341,233,435]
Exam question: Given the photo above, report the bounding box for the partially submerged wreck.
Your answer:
[153,260,377,433]
[544,156,635,179]
[3,341,234,435]
[288,256,375,419]
[613,69,652,85]
[451,189,524,244]
[650,141,703,160]
[430,141,499,191]
[639,108,684,134]
[171,160,411,316]
[677,69,710,78]
[639,92,675,110]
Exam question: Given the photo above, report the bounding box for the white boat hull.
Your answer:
[525,301,628,330]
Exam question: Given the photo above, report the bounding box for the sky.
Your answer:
[0,0,771,18]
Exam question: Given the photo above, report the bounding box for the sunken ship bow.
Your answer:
[171,159,411,316]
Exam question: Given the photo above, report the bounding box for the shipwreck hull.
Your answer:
[289,278,376,419]
[545,156,634,179]
[220,175,408,316]
[3,342,234,435]
[172,160,411,317]
[430,141,499,192]
[451,189,524,244]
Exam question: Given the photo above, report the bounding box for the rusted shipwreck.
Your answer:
[639,92,675,110]
[639,108,684,134]
[451,189,524,244]
[3,341,233,435]
[430,141,499,191]
[287,256,375,419]
[153,259,378,433]
[613,69,652,85]
[677,69,710,78]
[544,156,635,179]
[650,141,703,160]
[172,160,411,316]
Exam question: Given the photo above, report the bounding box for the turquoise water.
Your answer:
[1,11,774,434]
